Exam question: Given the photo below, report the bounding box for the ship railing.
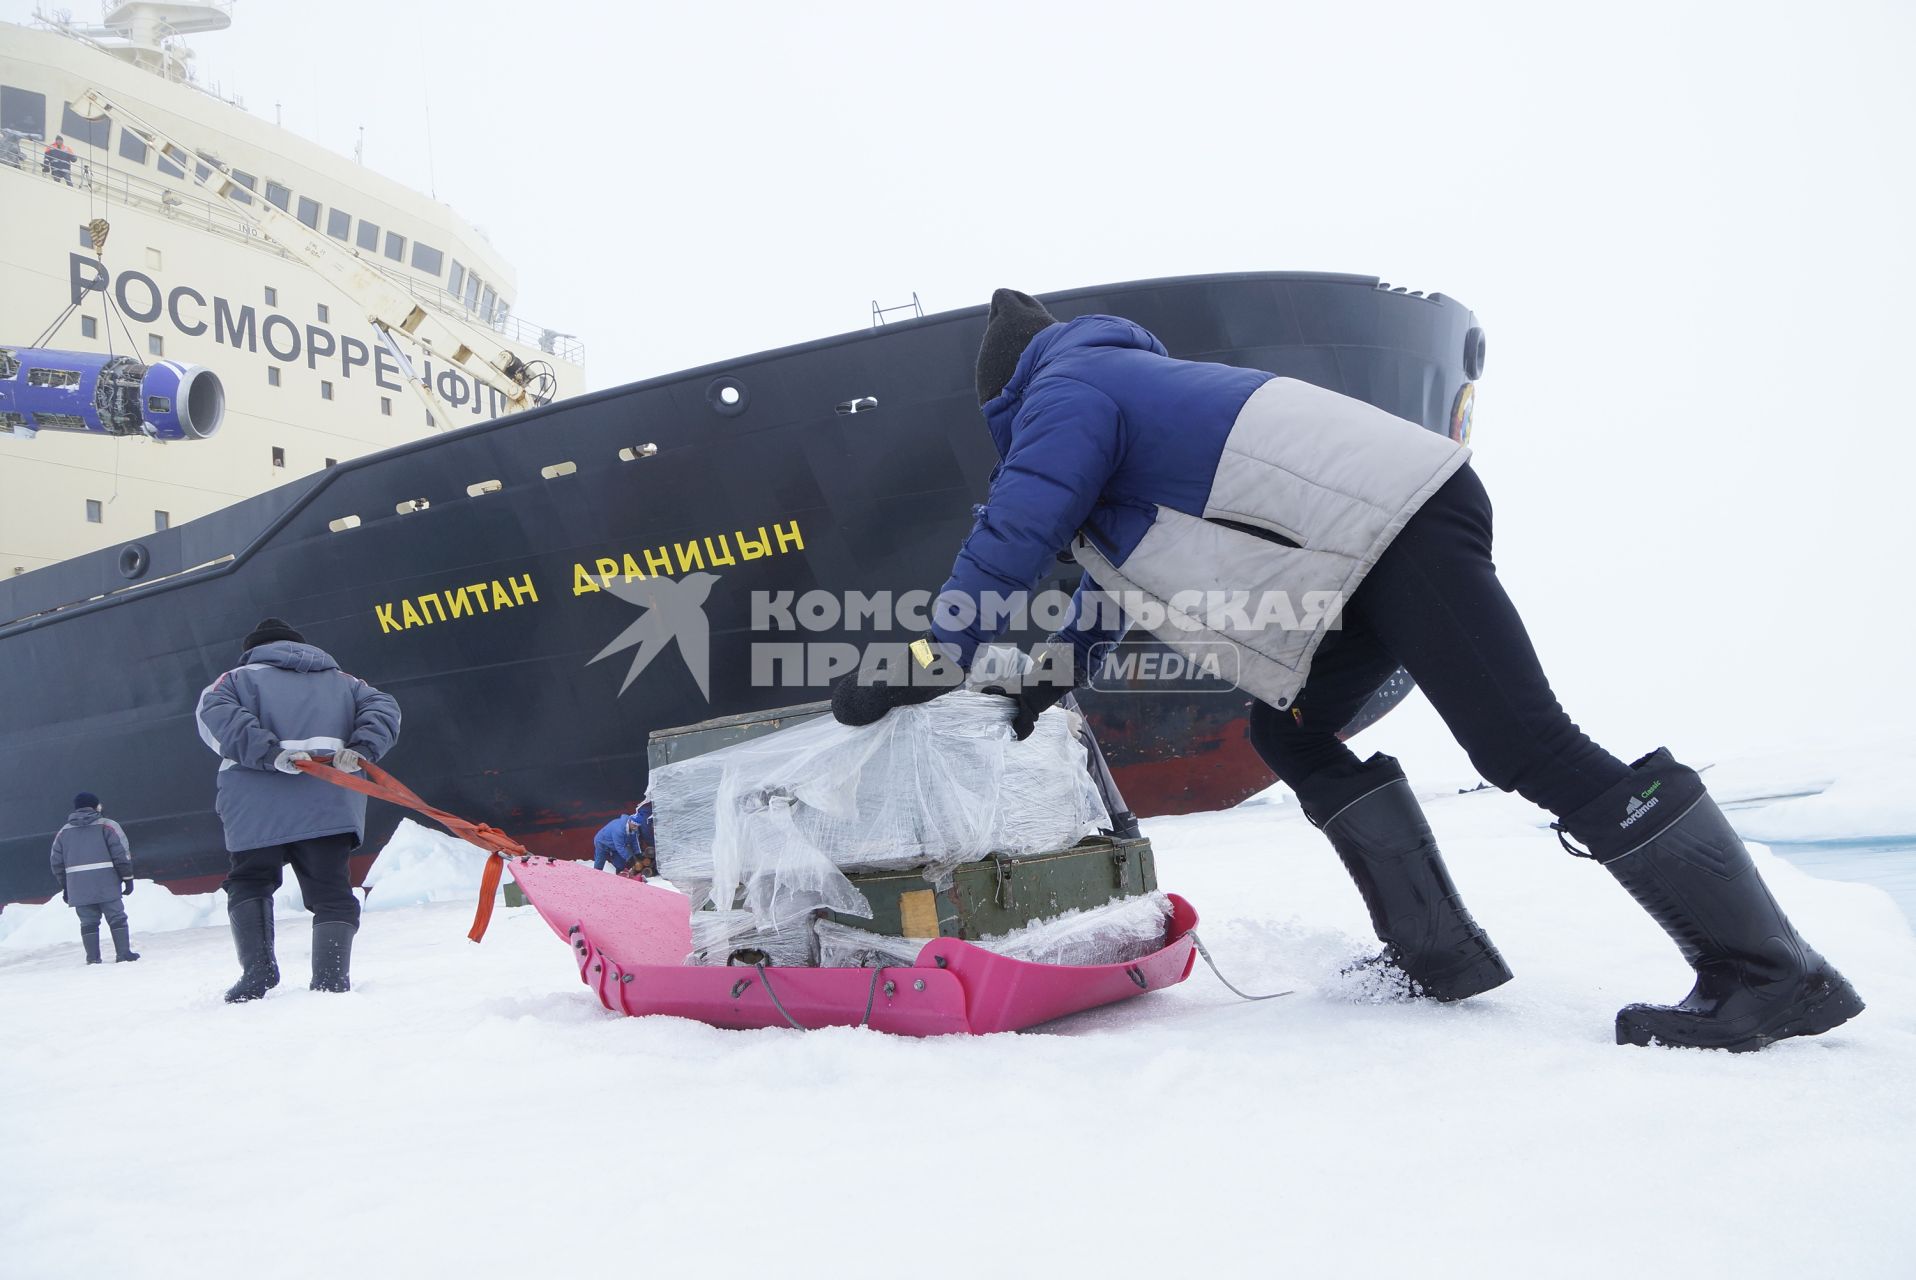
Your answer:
[2,136,585,366]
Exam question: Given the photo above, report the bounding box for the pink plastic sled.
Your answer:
[505,856,1199,1035]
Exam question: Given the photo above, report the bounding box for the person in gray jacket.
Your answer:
[50,792,139,964]
[834,288,1863,1052]
[195,618,401,1002]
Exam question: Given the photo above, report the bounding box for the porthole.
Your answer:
[541,461,578,479]
[707,377,749,417]
[117,542,150,580]
[328,515,362,532]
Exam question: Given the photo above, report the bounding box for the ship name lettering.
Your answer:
[214,297,256,352]
[567,520,806,597]
[305,325,337,371]
[374,574,543,633]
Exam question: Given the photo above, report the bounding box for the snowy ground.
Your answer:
[4,754,1915,1279]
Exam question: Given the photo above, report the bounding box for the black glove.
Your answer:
[829,637,965,727]
[122,879,135,896]
[983,681,1073,741]
[981,638,1079,741]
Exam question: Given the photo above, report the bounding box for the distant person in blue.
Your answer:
[831,287,1862,1052]
[592,801,655,878]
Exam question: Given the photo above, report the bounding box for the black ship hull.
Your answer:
[0,273,1483,905]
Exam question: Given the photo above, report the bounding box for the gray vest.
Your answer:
[1070,377,1468,710]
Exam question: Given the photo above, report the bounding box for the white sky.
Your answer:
[9,0,1915,766]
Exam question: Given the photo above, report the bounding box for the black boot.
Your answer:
[1558,749,1865,1051]
[223,897,280,1004]
[1301,754,1513,1002]
[310,920,356,993]
[81,925,102,965]
[110,920,140,962]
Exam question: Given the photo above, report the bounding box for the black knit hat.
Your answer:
[73,792,100,810]
[243,617,304,652]
[975,288,1059,405]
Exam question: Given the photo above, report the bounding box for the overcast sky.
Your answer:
[8,0,1913,766]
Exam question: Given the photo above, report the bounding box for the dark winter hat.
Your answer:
[73,792,100,810]
[243,617,304,651]
[975,288,1059,405]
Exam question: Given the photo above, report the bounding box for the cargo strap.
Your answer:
[294,757,527,942]
[1190,931,1293,1002]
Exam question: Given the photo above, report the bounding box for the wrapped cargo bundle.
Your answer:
[814,892,1174,970]
[651,653,1109,928]
[690,909,818,968]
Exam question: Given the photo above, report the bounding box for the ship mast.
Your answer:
[68,87,555,428]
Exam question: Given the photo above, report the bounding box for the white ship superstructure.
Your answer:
[0,4,585,576]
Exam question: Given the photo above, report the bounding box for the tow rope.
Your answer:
[294,758,526,942]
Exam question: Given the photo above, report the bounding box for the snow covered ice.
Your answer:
[5,759,1916,1279]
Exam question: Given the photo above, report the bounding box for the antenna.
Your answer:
[423,93,437,199]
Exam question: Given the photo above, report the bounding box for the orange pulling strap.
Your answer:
[295,757,526,942]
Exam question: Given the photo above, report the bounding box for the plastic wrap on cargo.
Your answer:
[650,650,1108,926]
[689,908,818,968]
[814,918,932,969]
[815,892,1173,970]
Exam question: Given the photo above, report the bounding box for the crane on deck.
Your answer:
[69,88,557,429]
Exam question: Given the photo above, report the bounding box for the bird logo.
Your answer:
[589,571,720,699]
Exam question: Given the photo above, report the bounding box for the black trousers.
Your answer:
[223,833,361,926]
[1248,463,1629,821]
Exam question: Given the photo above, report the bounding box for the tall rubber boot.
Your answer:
[223,897,280,1004]
[110,920,140,962]
[1300,753,1513,1002]
[1557,749,1865,1051]
[80,923,103,965]
[310,920,356,993]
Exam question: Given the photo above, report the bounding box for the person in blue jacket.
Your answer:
[830,287,1861,1052]
[592,801,655,877]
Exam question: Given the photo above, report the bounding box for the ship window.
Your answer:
[467,480,502,497]
[426,412,435,427]
[296,196,321,229]
[81,315,97,338]
[384,231,405,262]
[86,500,103,523]
[541,461,577,479]
[264,286,277,306]
[155,511,170,531]
[464,273,481,312]
[229,170,255,205]
[267,367,280,387]
[321,381,334,400]
[411,242,444,276]
[380,397,392,416]
[272,446,286,468]
[60,104,108,148]
[1,86,46,139]
[356,220,379,252]
[325,457,337,468]
[328,515,361,533]
[265,181,291,211]
[447,261,466,298]
[148,334,163,356]
[480,285,497,323]
[157,150,184,179]
[326,208,350,240]
[117,129,147,165]
[317,303,330,323]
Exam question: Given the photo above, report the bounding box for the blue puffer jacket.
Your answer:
[931,315,1269,667]
[195,641,402,853]
[929,314,1467,707]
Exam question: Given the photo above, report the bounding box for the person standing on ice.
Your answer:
[195,618,401,1003]
[832,287,1863,1052]
[49,791,139,964]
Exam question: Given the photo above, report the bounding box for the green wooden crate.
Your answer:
[829,835,1156,941]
